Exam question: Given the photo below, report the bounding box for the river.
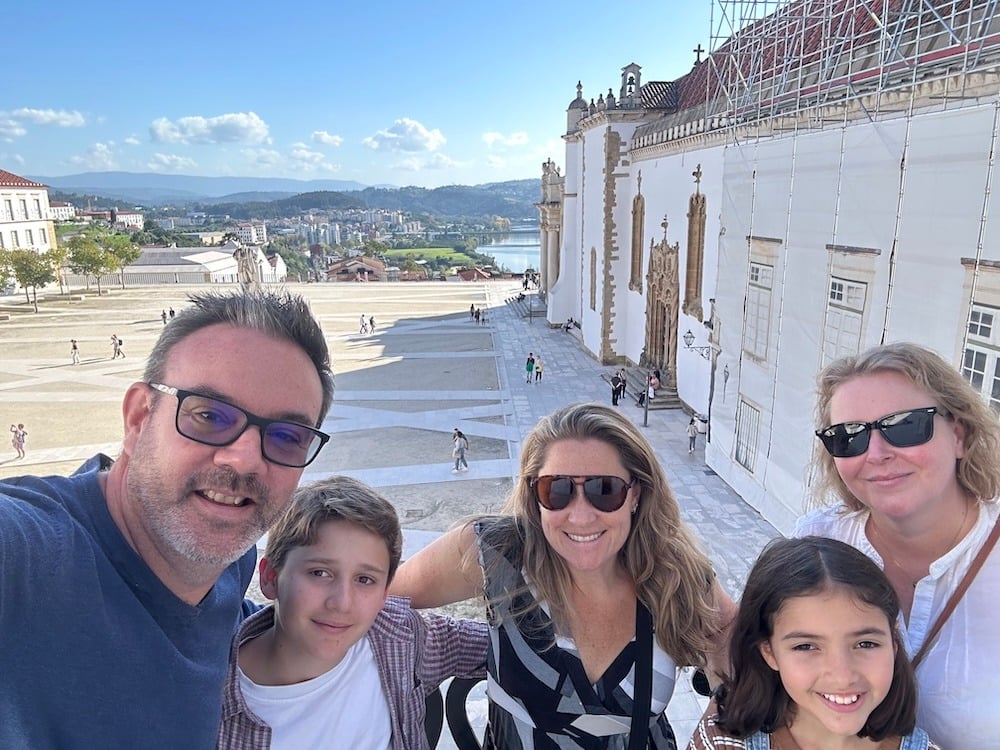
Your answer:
[479,226,540,274]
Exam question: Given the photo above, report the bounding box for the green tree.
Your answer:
[67,234,116,295]
[100,231,141,289]
[7,249,56,312]
[47,242,70,294]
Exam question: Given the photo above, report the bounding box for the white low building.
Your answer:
[0,169,57,254]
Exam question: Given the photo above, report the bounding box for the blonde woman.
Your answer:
[800,342,1000,748]
[393,402,735,749]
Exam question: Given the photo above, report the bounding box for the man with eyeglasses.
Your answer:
[0,290,334,749]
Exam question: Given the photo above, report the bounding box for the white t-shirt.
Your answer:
[794,500,1000,749]
[239,636,391,750]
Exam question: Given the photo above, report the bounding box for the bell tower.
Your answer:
[619,63,642,109]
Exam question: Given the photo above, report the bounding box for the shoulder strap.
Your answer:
[628,601,653,750]
[911,515,1000,669]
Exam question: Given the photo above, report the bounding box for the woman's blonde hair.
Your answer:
[812,342,1000,509]
[481,402,719,667]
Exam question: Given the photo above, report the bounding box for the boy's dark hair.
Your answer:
[264,476,403,583]
[716,536,917,740]
[144,290,335,422]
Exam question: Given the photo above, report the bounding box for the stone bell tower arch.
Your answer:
[640,215,680,385]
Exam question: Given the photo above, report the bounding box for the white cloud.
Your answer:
[486,155,505,169]
[147,153,197,172]
[393,152,461,172]
[70,142,117,170]
[363,118,445,153]
[0,153,25,166]
[150,112,270,145]
[242,148,283,167]
[289,143,324,165]
[312,130,343,147]
[10,108,85,127]
[482,131,529,148]
[0,107,85,141]
[124,135,141,146]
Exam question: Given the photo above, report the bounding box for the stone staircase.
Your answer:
[602,367,683,410]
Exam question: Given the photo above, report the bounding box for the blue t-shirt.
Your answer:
[0,455,256,749]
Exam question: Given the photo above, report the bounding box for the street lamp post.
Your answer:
[643,373,650,427]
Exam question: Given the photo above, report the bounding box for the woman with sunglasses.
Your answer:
[391,402,735,749]
[798,341,1000,749]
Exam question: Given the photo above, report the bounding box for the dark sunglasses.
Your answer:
[815,407,941,458]
[148,383,330,468]
[529,475,636,513]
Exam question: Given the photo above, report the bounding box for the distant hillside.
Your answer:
[31,171,370,204]
[196,181,540,222]
[36,171,541,222]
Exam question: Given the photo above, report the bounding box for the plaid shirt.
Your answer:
[217,596,488,750]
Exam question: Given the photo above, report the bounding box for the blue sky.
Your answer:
[4,1,713,188]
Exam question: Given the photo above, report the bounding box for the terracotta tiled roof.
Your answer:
[640,81,678,110]
[0,169,47,189]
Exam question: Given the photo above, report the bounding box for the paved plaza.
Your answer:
[0,280,779,746]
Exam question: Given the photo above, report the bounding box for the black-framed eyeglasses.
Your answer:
[148,383,330,468]
[815,407,941,458]
[529,475,636,513]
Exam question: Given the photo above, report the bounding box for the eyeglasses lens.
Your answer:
[177,394,321,468]
[533,475,631,513]
[817,408,936,458]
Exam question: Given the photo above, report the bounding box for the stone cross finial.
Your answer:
[693,163,703,191]
[693,44,705,64]
[661,214,669,241]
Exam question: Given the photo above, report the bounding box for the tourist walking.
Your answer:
[451,428,469,473]
[111,334,124,359]
[359,314,368,334]
[70,339,80,365]
[9,423,26,459]
[687,417,698,454]
[470,303,475,320]
[474,307,481,325]
[168,307,175,320]
[610,369,624,405]
[534,356,544,382]
[161,310,168,325]
[525,353,535,383]
[369,315,376,333]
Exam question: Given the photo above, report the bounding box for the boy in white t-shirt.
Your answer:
[217,476,488,750]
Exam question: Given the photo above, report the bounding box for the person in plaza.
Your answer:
[359,314,368,334]
[369,315,376,333]
[217,475,488,750]
[391,402,737,749]
[687,417,699,454]
[169,306,176,319]
[525,352,535,383]
[534,355,544,382]
[70,338,80,365]
[798,341,1000,748]
[452,428,469,473]
[0,290,335,748]
[474,307,481,324]
[161,309,168,325]
[610,369,624,405]
[688,536,938,750]
[111,333,124,359]
[470,303,476,320]
[10,423,27,459]
[564,317,575,332]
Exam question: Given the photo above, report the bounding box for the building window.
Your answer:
[25,229,34,246]
[0,232,4,248]
[10,230,19,247]
[629,187,644,292]
[19,199,27,219]
[734,398,760,472]
[743,261,773,359]
[823,277,867,365]
[3,200,11,220]
[962,302,1000,412]
[40,228,48,245]
[33,198,41,218]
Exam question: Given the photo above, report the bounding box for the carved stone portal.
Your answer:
[640,219,680,385]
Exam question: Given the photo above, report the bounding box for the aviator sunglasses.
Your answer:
[815,406,942,458]
[529,475,636,513]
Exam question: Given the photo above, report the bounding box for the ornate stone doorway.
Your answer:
[640,219,680,385]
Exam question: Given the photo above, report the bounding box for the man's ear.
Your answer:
[259,557,279,601]
[759,640,779,671]
[120,382,154,456]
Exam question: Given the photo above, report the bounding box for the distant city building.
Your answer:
[48,201,76,222]
[180,231,227,246]
[236,222,267,245]
[0,169,56,253]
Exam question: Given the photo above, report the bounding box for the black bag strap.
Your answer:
[628,601,654,750]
